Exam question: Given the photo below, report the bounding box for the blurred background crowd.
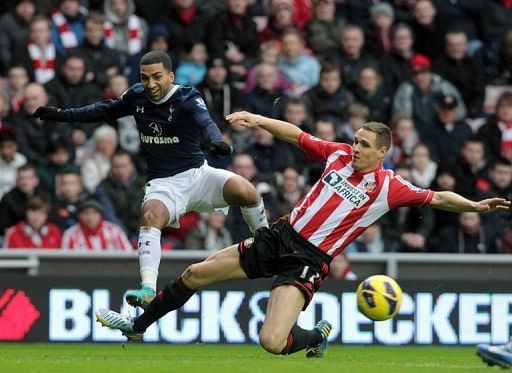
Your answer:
[1,0,512,271]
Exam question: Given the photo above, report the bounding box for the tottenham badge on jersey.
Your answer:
[323,170,370,208]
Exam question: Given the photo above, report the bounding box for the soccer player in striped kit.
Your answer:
[97,111,509,358]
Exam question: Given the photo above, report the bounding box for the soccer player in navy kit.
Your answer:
[33,51,269,308]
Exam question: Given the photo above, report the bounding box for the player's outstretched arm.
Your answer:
[33,106,67,121]
[430,191,511,213]
[226,111,303,146]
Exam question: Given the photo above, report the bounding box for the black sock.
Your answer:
[133,276,195,332]
[280,325,323,355]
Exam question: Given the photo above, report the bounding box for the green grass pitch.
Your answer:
[0,343,494,372]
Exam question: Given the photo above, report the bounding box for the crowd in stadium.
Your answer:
[0,0,511,255]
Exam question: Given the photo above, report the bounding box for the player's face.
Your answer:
[140,63,174,101]
[352,129,386,172]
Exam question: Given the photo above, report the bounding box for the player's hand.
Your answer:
[210,141,233,158]
[33,106,67,121]
[474,198,511,213]
[226,111,261,128]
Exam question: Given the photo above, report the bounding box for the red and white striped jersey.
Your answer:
[62,221,133,252]
[290,133,434,257]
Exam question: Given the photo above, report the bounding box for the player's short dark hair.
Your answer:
[140,51,173,71]
[361,122,391,150]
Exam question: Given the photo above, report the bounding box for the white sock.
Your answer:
[138,227,161,291]
[241,198,269,232]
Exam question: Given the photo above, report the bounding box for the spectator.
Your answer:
[432,0,484,53]
[428,164,460,251]
[44,53,103,136]
[13,15,58,84]
[327,24,377,90]
[386,114,419,168]
[455,137,488,199]
[380,165,434,252]
[380,23,415,93]
[146,24,171,55]
[306,0,345,59]
[209,0,259,83]
[259,0,297,44]
[50,0,86,55]
[351,223,385,254]
[6,65,30,115]
[245,41,291,94]
[0,0,35,74]
[477,91,512,163]
[0,164,49,235]
[62,199,133,251]
[36,139,77,197]
[480,158,512,252]
[275,165,307,216]
[75,11,122,90]
[410,0,446,60]
[352,65,392,123]
[94,150,145,239]
[247,126,294,183]
[434,31,485,117]
[12,83,71,166]
[198,57,247,132]
[365,2,394,57]
[184,212,233,251]
[247,62,287,118]
[103,0,147,59]
[174,41,208,86]
[104,74,140,155]
[435,212,496,253]
[51,169,88,231]
[81,125,118,193]
[481,29,512,86]
[3,196,62,249]
[278,28,321,97]
[282,97,312,131]
[302,63,353,122]
[162,0,212,60]
[0,129,27,199]
[328,253,357,280]
[410,143,437,189]
[392,54,466,144]
[339,103,369,144]
[429,94,473,165]
[226,153,279,242]
[0,91,13,131]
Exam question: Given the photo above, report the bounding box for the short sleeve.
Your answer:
[388,174,435,209]
[298,132,352,162]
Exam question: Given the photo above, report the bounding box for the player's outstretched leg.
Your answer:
[306,320,332,358]
[126,200,170,309]
[259,285,328,357]
[223,175,269,232]
[101,245,247,339]
[476,340,512,369]
[95,309,142,341]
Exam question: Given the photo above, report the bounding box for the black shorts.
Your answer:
[238,219,331,310]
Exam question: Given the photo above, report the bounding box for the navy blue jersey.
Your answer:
[61,84,223,180]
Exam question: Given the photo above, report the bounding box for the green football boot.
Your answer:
[125,283,156,309]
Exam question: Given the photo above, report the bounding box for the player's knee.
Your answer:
[240,182,260,206]
[259,332,286,355]
[182,263,204,286]
[142,209,164,227]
